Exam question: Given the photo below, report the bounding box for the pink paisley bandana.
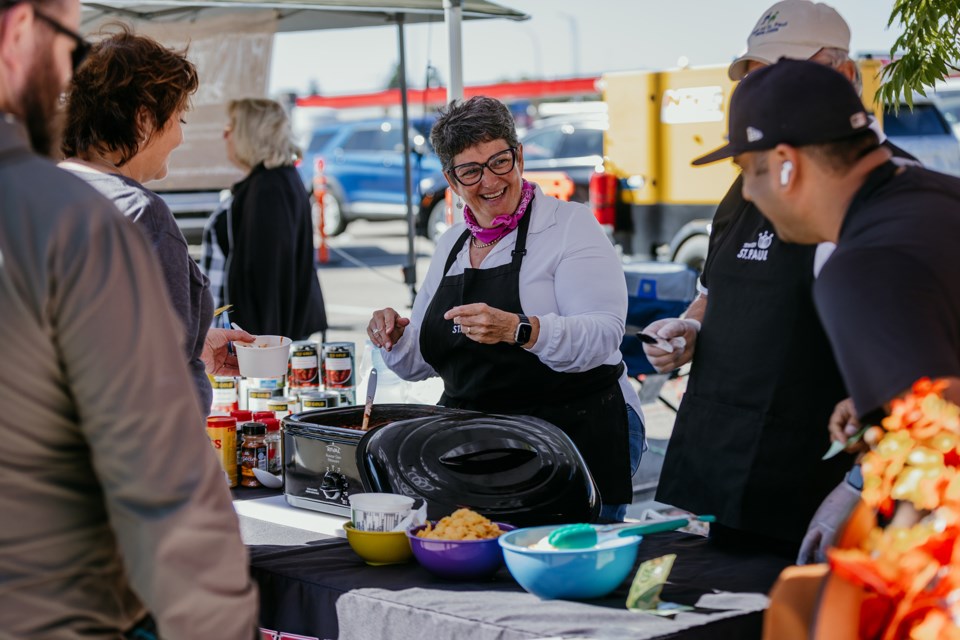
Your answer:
[463,180,536,245]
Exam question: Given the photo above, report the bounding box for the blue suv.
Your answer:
[298,118,449,237]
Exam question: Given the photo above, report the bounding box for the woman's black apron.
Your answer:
[656,177,850,544]
[419,211,632,505]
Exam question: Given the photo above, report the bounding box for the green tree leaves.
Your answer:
[879,0,960,111]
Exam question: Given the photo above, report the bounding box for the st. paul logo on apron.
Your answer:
[736,230,774,262]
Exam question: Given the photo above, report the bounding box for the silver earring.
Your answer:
[456,201,463,210]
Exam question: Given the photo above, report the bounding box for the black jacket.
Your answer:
[228,164,327,340]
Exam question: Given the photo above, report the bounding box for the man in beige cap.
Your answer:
[643,0,914,561]
[727,0,856,83]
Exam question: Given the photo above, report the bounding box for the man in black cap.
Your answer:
[694,58,960,560]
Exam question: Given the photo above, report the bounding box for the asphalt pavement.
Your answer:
[313,219,681,518]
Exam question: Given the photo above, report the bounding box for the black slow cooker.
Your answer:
[282,404,455,516]
[357,411,601,526]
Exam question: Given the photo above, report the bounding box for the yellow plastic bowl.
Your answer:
[343,521,413,566]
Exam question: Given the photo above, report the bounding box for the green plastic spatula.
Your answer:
[547,515,716,550]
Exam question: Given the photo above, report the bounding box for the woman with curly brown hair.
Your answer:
[60,29,252,415]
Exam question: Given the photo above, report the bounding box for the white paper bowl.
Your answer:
[235,335,292,379]
[349,493,415,532]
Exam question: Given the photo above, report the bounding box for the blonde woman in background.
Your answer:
[210,98,327,339]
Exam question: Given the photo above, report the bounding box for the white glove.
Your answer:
[796,479,862,565]
[641,318,700,373]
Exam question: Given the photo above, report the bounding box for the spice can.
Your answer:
[322,342,356,389]
[336,388,357,406]
[248,388,283,413]
[299,390,341,411]
[288,341,320,390]
[210,376,240,414]
[206,415,238,488]
[247,376,286,390]
[266,396,299,420]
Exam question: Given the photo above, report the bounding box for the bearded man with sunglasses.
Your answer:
[367,96,645,522]
[0,1,258,637]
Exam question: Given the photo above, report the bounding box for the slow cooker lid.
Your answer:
[362,413,585,509]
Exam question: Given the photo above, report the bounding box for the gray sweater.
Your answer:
[1,116,256,638]
[67,171,214,413]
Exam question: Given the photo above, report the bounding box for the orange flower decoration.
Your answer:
[828,378,960,639]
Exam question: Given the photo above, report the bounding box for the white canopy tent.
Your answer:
[79,0,528,301]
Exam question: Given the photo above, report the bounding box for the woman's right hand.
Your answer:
[368,307,410,352]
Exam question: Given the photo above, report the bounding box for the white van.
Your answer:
[891,91,960,176]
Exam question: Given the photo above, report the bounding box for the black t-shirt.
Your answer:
[814,163,960,420]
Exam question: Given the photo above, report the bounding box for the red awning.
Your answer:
[296,76,600,109]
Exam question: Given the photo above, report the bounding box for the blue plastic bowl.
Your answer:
[498,525,642,599]
[407,522,516,580]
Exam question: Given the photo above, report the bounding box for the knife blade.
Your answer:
[636,331,675,354]
[360,368,378,431]
[821,425,867,460]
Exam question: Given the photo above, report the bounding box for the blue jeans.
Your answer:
[599,404,646,523]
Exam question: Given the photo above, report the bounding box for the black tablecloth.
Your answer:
[249,531,791,640]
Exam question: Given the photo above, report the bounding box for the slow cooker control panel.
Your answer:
[320,471,349,503]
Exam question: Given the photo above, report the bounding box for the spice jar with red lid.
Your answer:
[240,422,268,488]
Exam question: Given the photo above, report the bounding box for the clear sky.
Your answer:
[269,0,902,97]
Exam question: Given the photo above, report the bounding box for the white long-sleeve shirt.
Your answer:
[382,185,643,418]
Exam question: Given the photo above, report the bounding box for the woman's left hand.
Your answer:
[444,303,520,345]
[203,327,256,376]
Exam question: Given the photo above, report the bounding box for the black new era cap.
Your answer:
[692,58,871,166]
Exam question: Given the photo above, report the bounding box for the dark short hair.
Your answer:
[801,130,880,174]
[61,28,198,165]
[430,96,519,170]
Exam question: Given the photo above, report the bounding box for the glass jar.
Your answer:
[262,418,282,475]
[240,422,267,488]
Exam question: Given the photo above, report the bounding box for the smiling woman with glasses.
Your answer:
[449,146,518,186]
[365,95,646,524]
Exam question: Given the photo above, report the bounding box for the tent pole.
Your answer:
[443,0,464,102]
[443,0,466,247]
[396,12,417,307]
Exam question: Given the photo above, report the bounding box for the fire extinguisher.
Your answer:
[589,170,618,228]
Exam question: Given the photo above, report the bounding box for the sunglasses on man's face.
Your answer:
[32,7,91,71]
[1,1,91,72]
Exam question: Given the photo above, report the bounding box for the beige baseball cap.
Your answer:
[728,0,850,81]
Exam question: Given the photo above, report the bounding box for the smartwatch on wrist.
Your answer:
[514,314,532,346]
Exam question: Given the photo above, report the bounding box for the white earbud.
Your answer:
[780,161,793,187]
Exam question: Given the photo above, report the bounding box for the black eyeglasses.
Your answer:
[1,1,91,71]
[447,147,518,186]
[34,8,90,71]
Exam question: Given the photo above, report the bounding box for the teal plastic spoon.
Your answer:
[547,515,716,550]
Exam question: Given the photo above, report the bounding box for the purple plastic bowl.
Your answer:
[406,522,516,580]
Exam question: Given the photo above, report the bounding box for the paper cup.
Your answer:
[235,335,292,379]
[349,493,415,532]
